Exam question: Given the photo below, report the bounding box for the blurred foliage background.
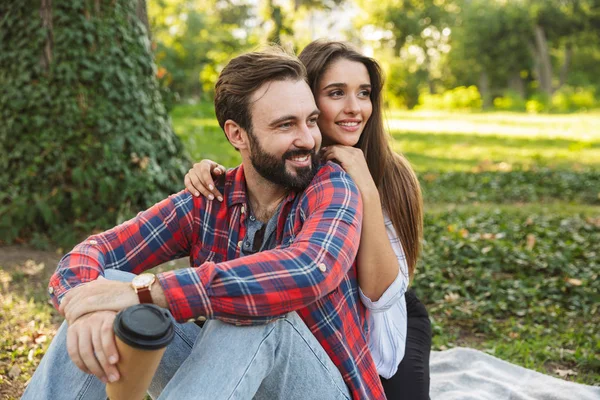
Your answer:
[150,0,600,112]
[0,0,598,396]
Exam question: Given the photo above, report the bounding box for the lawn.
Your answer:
[1,105,598,397]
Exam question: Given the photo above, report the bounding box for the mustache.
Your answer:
[282,149,317,160]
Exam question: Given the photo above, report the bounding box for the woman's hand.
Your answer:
[321,145,379,201]
[184,159,227,201]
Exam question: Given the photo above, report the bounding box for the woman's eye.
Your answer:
[329,90,344,98]
[358,90,371,98]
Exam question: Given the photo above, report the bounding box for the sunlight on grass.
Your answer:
[172,104,600,174]
[386,111,600,141]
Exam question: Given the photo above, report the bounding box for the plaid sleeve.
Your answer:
[157,164,363,324]
[48,190,201,309]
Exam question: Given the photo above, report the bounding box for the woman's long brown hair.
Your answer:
[299,40,423,279]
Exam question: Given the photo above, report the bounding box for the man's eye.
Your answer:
[279,122,293,129]
[307,118,318,126]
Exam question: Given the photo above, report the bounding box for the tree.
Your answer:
[526,0,600,96]
[356,0,458,94]
[449,0,532,107]
[259,0,346,48]
[0,0,189,246]
[149,0,256,99]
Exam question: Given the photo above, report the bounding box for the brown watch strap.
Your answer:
[137,287,153,304]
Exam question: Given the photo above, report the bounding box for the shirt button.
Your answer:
[197,316,207,322]
[237,241,243,248]
[288,238,293,244]
[89,240,98,245]
[241,206,245,214]
[187,318,196,323]
[48,287,54,295]
[249,215,256,221]
[318,263,327,272]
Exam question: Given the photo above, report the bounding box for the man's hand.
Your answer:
[66,311,121,383]
[59,276,138,324]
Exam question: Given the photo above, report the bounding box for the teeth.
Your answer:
[337,122,359,127]
[290,155,309,162]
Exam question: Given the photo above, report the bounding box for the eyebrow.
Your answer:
[268,109,321,127]
[322,82,372,90]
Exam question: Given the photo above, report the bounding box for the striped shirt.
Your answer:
[359,213,409,379]
[48,162,386,399]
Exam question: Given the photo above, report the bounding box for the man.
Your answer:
[24,48,385,399]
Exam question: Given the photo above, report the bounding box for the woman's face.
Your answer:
[316,58,373,147]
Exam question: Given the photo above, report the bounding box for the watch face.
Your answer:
[133,273,155,288]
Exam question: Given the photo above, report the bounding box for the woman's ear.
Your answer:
[223,120,249,151]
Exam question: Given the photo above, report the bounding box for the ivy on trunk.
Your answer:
[0,0,190,247]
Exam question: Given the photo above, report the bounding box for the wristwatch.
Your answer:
[131,273,156,304]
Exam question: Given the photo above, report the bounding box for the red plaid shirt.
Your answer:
[49,162,386,399]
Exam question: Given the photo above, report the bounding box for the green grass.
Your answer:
[1,104,598,397]
[415,206,599,384]
[171,103,241,167]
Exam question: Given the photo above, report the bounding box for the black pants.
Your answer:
[380,288,431,399]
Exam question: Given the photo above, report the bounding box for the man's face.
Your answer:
[246,79,322,190]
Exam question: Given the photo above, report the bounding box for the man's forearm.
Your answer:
[49,191,200,311]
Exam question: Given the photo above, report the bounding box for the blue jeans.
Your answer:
[23,269,350,399]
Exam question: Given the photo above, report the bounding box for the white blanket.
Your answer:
[430,347,600,400]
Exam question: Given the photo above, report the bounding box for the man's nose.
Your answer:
[294,122,317,150]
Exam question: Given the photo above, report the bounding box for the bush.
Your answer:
[493,90,527,111]
[420,169,600,205]
[551,86,596,112]
[382,58,424,109]
[0,1,190,248]
[525,92,550,113]
[417,86,483,111]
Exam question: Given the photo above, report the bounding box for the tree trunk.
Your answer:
[40,0,53,71]
[558,41,572,90]
[424,52,436,94]
[136,0,151,39]
[533,24,553,96]
[479,71,492,109]
[2,0,189,245]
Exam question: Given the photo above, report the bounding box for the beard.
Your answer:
[248,131,320,191]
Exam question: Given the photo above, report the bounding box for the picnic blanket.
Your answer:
[430,347,600,400]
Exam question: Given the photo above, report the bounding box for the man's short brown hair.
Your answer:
[214,47,307,136]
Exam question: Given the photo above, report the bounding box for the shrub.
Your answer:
[493,90,527,111]
[382,58,423,110]
[525,92,550,113]
[551,86,596,112]
[417,86,483,111]
[0,1,190,248]
[420,169,600,205]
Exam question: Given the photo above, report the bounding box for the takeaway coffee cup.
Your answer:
[106,304,175,400]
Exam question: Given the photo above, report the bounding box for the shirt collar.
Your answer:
[226,164,248,206]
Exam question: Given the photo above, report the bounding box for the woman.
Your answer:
[184,40,431,399]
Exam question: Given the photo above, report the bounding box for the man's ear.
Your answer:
[224,120,249,151]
